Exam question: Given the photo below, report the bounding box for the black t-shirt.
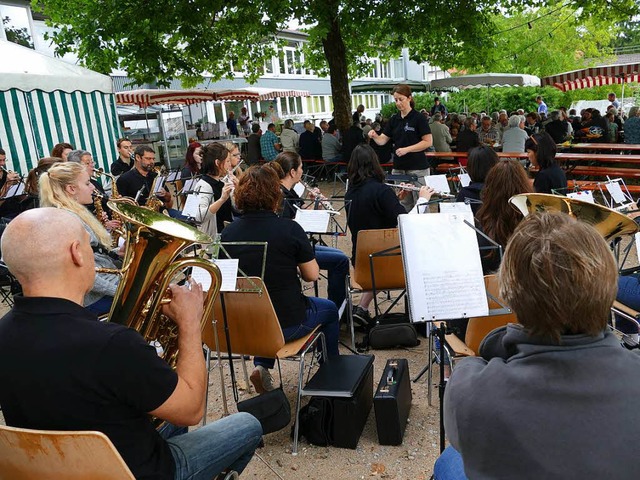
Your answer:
[299,129,323,160]
[110,157,133,176]
[534,164,567,194]
[221,211,314,328]
[280,185,303,220]
[456,129,480,153]
[247,133,262,164]
[345,178,406,262]
[0,297,178,480]
[382,109,431,170]
[116,168,157,206]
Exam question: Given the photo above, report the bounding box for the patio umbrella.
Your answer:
[115,89,216,108]
[430,73,541,112]
[208,87,310,101]
[350,80,431,93]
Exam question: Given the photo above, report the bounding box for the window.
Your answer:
[264,56,274,74]
[285,48,299,75]
[380,61,391,79]
[1,4,34,48]
[281,97,303,115]
[278,49,286,74]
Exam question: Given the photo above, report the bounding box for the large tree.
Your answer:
[36,0,638,131]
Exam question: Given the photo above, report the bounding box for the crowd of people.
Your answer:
[2,83,640,479]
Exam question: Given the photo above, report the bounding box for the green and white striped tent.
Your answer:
[0,40,121,175]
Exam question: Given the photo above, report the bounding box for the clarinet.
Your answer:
[298,179,337,212]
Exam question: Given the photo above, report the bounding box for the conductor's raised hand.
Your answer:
[162,278,204,332]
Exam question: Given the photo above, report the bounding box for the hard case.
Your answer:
[373,358,412,445]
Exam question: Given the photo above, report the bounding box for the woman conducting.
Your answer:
[345,144,433,326]
[193,143,235,236]
[273,151,349,311]
[221,164,340,394]
[525,132,567,194]
[368,84,432,211]
[39,162,120,314]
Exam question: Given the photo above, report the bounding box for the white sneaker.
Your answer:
[250,366,275,394]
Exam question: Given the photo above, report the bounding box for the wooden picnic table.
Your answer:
[567,143,640,151]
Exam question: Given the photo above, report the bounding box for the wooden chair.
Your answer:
[204,277,326,454]
[347,228,406,347]
[0,425,135,479]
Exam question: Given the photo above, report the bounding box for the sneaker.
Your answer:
[352,306,373,329]
[250,366,275,394]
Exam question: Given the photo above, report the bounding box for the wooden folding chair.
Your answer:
[347,228,406,347]
[208,277,326,452]
[0,425,135,479]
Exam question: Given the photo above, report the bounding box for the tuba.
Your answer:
[102,200,222,368]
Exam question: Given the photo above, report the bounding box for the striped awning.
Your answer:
[115,89,215,108]
[542,63,640,92]
[209,87,311,101]
[0,90,121,175]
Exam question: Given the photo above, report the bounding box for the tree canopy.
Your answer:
[36,0,639,131]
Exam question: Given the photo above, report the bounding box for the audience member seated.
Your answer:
[435,212,640,479]
[221,165,340,393]
[299,120,323,160]
[0,208,262,480]
[525,132,567,194]
[501,115,529,154]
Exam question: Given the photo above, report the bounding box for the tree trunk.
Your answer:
[322,16,351,134]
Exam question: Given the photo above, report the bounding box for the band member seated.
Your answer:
[525,132,567,194]
[0,208,262,480]
[435,212,640,479]
[273,151,349,312]
[39,162,121,315]
[116,145,174,210]
[345,144,433,326]
[221,165,340,393]
[454,145,498,216]
[181,142,202,180]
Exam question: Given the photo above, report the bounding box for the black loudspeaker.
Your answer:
[374,358,412,445]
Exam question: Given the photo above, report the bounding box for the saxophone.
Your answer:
[94,169,126,243]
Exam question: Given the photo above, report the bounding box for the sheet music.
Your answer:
[567,190,595,204]
[4,183,25,197]
[191,259,238,292]
[294,209,331,233]
[293,182,305,197]
[166,171,182,182]
[153,175,167,193]
[425,174,451,194]
[182,178,198,193]
[182,193,203,218]
[635,233,640,264]
[605,181,627,204]
[438,202,474,224]
[399,213,488,323]
[458,173,471,188]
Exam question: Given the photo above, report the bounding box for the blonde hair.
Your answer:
[499,212,616,343]
[38,162,112,247]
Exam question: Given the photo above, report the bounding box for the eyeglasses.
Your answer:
[232,153,241,158]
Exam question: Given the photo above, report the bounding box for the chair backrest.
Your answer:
[0,425,135,480]
[353,228,405,291]
[464,275,518,355]
[203,277,285,358]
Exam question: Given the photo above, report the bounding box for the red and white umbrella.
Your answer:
[542,63,640,92]
[209,87,310,101]
[115,89,215,108]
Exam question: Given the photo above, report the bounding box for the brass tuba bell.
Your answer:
[509,193,639,241]
[103,200,222,368]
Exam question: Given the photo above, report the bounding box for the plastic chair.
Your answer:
[0,424,135,479]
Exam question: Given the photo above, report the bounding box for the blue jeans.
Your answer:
[433,446,468,480]
[86,295,114,315]
[254,296,339,369]
[616,274,640,333]
[159,413,262,479]
[315,245,349,309]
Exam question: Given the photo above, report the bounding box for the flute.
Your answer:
[385,183,455,198]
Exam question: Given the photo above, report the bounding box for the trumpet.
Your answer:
[384,182,455,199]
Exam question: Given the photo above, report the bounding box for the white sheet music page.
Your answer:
[5,183,25,197]
[399,213,488,323]
[182,194,202,218]
[438,202,474,224]
[166,171,182,182]
[153,175,167,193]
[459,173,471,188]
[293,182,305,197]
[182,178,198,193]
[636,233,640,265]
[424,174,451,194]
[605,181,628,204]
[294,209,330,233]
[567,190,595,204]
[191,259,238,292]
